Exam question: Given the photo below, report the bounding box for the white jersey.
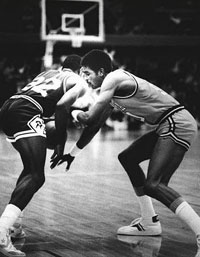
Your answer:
[111,71,180,125]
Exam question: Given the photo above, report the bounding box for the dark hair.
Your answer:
[62,54,81,72]
[81,49,112,73]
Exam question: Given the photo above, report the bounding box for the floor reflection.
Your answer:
[117,235,162,257]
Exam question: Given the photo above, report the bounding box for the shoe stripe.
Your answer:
[152,215,159,223]
[138,223,145,231]
[131,222,145,231]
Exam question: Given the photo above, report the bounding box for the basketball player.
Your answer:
[0,54,88,256]
[56,49,200,256]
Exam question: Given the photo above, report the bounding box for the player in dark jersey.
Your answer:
[56,49,200,257]
[0,54,88,257]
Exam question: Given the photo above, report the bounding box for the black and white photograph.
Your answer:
[0,1,200,256]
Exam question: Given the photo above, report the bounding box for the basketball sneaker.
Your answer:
[117,215,162,236]
[0,227,26,257]
[10,224,26,240]
[195,234,200,257]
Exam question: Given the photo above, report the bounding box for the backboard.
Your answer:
[41,0,105,47]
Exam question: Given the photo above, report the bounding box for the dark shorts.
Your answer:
[1,96,46,143]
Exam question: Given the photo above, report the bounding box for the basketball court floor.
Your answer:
[0,125,200,257]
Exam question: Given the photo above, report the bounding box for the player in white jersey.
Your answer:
[55,49,200,257]
[0,54,88,257]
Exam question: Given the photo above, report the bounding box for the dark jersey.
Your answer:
[17,69,78,117]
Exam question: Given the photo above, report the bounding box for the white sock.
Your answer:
[175,201,200,236]
[14,210,24,226]
[137,195,156,219]
[0,204,21,230]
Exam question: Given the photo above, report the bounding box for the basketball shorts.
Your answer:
[156,109,198,150]
[1,96,46,143]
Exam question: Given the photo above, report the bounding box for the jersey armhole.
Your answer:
[113,71,138,99]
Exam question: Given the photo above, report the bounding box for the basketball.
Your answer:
[45,121,57,149]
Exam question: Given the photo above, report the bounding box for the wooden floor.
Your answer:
[0,125,200,257]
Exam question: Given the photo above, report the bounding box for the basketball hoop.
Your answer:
[41,0,105,44]
[69,28,85,48]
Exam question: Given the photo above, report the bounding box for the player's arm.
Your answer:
[59,75,117,170]
[59,103,113,171]
[50,77,87,169]
[76,102,113,148]
[77,73,116,127]
[70,75,116,148]
[55,76,87,143]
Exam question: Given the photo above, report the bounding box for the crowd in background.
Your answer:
[0,0,200,129]
[0,50,200,130]
[105,0,200,35]
[0,57,42,107]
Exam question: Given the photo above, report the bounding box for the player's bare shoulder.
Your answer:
[103,69,135,92]
[63,70,88,92]
[101,69,124,91]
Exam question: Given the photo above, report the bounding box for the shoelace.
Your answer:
[130,217,142,226]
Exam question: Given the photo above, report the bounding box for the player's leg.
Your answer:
[9,134,46,239]
[144,137,200,255]
[144,137,184,205]
[117,130,162,235]
[0,136,46,257]
[10,136,46,209]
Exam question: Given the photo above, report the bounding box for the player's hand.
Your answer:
[72,119,86,129]
[71,110,86,129]
[58,154,75,171]
[50,144,64,169]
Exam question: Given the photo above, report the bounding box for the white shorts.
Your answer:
[156,109,198,150]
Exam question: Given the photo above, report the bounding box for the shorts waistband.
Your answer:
[10,95,43,113]
[156,105,185,124]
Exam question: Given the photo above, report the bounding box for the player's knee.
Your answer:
[33,173,45,191]
[118,151,126,166]
[143,181,159,198]
[118,150,135,165]
[118,151,138,174]
[118,151,130,173]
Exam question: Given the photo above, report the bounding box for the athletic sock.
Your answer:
[14,211,24,226]
[0,204,21,230]
[175,201,200,236]
[136,195,156,220]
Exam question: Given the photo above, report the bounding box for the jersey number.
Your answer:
[22,71,61,97]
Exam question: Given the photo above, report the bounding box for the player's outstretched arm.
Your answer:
[58,104,113,171]
[54,74,116,170]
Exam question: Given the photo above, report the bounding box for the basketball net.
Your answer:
[69,28,85,48]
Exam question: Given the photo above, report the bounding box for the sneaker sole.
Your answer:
[0,248,26,257]
[117,226,162,236]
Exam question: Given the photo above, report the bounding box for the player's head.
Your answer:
[62,54,81,74]
[80,49,112,89]
[81,49,112,73]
